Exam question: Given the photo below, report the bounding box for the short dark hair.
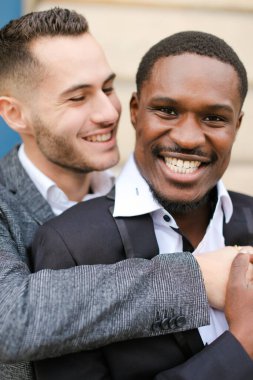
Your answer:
[0,7,89,94]
[136,31,248,106]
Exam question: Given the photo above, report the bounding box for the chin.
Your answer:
[93,155,120,172]
[149,184,211,215]
[106,151,120,168]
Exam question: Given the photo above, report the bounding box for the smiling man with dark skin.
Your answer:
[32,31,253,379]
[131,52,242,247]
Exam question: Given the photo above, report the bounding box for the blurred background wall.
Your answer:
[2,0,253,194]
[0,0,22,156]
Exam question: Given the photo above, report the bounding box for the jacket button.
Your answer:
[169,316,177,329]
[152,320,162,331]
[161,317,170,330]
[176,316,186,328]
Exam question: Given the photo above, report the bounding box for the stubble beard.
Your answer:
[33,117,97,174]
[148,145,216,214]
[148,182,211,215]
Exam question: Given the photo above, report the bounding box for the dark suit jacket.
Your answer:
[31,190,253,380]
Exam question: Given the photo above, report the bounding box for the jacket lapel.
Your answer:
[107,188,159,259]
[224,191,253,246]
[0,146,54,225]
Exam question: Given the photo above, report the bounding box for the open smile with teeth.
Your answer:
[164,157,201,174]
[85,132,112,142]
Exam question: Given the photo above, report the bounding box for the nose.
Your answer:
[90,91,120,127]
[169,114,205,150]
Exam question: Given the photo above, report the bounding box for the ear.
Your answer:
[0,96,29,134]
[130,92,139,130]
[237,111,244,131]
[234,111,244,139]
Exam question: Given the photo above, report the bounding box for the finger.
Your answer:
[246,263,253,285]
[239,246,253,254]
[228,253,250,286]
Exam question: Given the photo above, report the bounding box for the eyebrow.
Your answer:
[61,73,116,97]
[204,104,234,114]
[150,96,178,105]
[150,96,234,114]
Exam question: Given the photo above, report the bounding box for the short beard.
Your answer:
[148,144,217,214]
[149,184,212,215]
[33,116,94,174]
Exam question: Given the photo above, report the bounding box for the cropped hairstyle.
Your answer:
[0,7,89,93]
[136,31,248,106]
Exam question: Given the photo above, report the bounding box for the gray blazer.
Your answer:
[0,146,209,380]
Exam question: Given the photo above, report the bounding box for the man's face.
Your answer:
[131,54,243,207]
[26,33,121,173]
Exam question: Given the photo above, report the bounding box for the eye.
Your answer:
[203,114,228,127]
[69,96,85,102]
[159,107,177,116]
[204,115,225,122]
[147,106,177,118]
[103,87,114,95]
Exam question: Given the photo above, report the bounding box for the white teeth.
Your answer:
[164,157,201,174]
[86,132,111,142]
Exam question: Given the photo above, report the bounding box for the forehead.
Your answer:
[142,54,240,108]
[30,33,112,88]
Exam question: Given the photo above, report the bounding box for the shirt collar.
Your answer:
[215,180,233,223]
[114,153,233,222]
[114,154,162,217]
[18,144,114,215]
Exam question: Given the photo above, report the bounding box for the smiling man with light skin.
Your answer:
[9,31,121,203]
[0,9,247,380]
[31,31,253,379]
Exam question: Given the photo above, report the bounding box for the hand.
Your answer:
[195,246,253,310]
[225,253,253,359]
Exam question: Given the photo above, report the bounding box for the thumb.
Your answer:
[228,253,250,286]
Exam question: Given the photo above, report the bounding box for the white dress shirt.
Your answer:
[18,144,114,215]
[114,154,234,345]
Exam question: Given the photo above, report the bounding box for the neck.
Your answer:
[24,144,92,202]
[173,202,212,248]
[149,184,216,249]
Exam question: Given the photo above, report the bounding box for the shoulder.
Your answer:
[53,196,114,223]
[0,146,20,185]
[35,195,125,265]
[229,190,253,207]
[48,195,114,228]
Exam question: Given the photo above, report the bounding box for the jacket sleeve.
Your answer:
[0,214,209,362]
[155,331,253,380]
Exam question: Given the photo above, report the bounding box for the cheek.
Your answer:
[59,109,88,135]
[207,138,234,182]
[135,130,151,156]
[111,94,122,115]
[219,140,235,161]
[208,129,236,157]
[135,116,155,142]
[136,111,169,143]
